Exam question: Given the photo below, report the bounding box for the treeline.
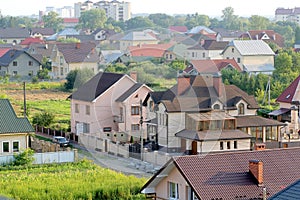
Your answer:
[1,7,300,46]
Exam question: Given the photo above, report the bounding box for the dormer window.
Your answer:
[238,103,245,115]
[213,104,220,110]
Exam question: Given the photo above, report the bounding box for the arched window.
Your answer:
[213,104,220,110]
[238,103,245,115]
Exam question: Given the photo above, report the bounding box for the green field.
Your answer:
[0,160,147,200]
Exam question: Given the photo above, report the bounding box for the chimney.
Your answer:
[177,75,190,95]
[213,73,223,97]
[76,42,81,49]
[273,34,276,41]
[130,71,137,82]
[249,160,263,186]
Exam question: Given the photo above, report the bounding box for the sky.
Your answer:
[0,0,299,18]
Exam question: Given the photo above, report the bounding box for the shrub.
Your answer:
[13,148,35,166]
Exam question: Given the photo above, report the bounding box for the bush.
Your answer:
[13,148,35,166]
[32,111,55,127]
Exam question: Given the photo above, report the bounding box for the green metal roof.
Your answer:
[0,99,34,134]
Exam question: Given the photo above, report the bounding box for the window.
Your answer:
[232,48,234,53]
[60,56,64,64]
[28,70,33,76]
[149,101,154,112]
[131,124,139,131]
[192,52,195,58]
[234,141,238,149]
[202,52,205,58]
[83,123,90,133]
[170,54,173,59]
[60,67,64,76]
[75,103,79,113]
[86,105,90,115]
[238,103,245,115]
[213,104,220,110]
[103,127,112,132]
[3,142,9,153]
[28,61,33,66]
[220,141,224,150]
[120,107,123,122]
[131,106,139,115]
[13,61,17,66]
[237,57,241,63]
[13,141,19,152]
[227,141,231,149]
[166,54,169,59]
[169,182,179,200]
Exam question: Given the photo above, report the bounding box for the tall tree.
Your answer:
[42,11,63,32]
[78,9,107,30]
[221,7,239,29]
[125,16,154,31]
[248,15,270,30]
[295,26,300,42]
[148,13,175,28]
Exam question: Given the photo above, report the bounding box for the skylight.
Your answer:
[286,94,291,99]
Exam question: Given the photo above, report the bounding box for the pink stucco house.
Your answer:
[69,72,152,143]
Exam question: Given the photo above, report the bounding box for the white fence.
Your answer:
[0,150,76,165]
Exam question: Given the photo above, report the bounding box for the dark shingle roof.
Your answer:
[70,72,125,101]
[0,99,34,134]
[276,74,300,104]
[0,28,30,39]
[142,148,300,199]
[56,42,99,63]
[115,83,143,102]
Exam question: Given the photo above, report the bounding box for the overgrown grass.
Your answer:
[0,160,147,200]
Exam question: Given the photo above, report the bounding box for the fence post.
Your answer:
[73,149,78,162]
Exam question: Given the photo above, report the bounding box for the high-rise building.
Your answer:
[275,7,300,25]
[75,1,131,21]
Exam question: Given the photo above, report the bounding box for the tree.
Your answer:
[221,7,239,30]
[248,15,270,30]
[64,68,94,91]
[42,11,63,32]
[13,148,35,166]
[32,111,55,127]
[295,26,300,42]
[78,9,107,30]
[185,13,211,29]
[125,16,154,31]
[148,13,175,28]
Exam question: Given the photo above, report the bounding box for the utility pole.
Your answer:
[140,99,143,161]
[23,82,27,117]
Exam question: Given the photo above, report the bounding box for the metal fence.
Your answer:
[0,150,76,165]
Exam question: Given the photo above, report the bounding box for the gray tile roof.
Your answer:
[69,72,125,101]
[0,28,30,39]
[236,115,286,127]
[0,99,34,134]
[0,49,41,66]
[226,40,275,56]
[121,31,157,41]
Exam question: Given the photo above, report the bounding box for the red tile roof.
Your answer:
[169,26,188,33]
[142,147,300,199]
[63,18,79,23]
[189,59,242,74]
[20,37,45,45]
[276,75,300,103]
[128,43,174,57]
[0,48,10,57]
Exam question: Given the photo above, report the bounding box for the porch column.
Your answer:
[262,127,266,143]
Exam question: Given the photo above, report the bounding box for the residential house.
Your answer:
[187,26,216,35]
[0,49,41,78]
[63,18,79,28]
[275,7,300,25]
[20,37,45,48]
[186,40,228,60]
[185,59,241,75]
[221,40,275,74]
[119,31,158,51]
[69,72,152,143]
[0,99,34,155]
[240,30,285,48]
[269,75,300,140]
[0,28,30,44]
[29,28,55,40]
[141,147,300,200]
[46,28,80,42]
[50,42,99,79]
[99,50,123,65]
[214,28,244,42]
[168,26,188,34]
[143,74,285,154]
[163,43,188,62]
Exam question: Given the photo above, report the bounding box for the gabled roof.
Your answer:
[100,50,123,64]
[189,59,242,74]
[46,28,80,41]
[276,75,300,104]
[142,148,300,199]
[128,43,174,57]
[30,28,55,36]
[223,40,275,56]
[27,43,55,58]
[20,37,45,45]
[56,42,99,63]
[69,72,125,101]
[0,28,30,39]
[0,99,34,134]
[115,83,143,102]
[149,75,258,112]
[213,28,244,38]
[0,49,41,66]
[241,30,285,47]
[121,31,157,41]
[202,40,228,50]
[187,26,216,35]
[168,26,188,33]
